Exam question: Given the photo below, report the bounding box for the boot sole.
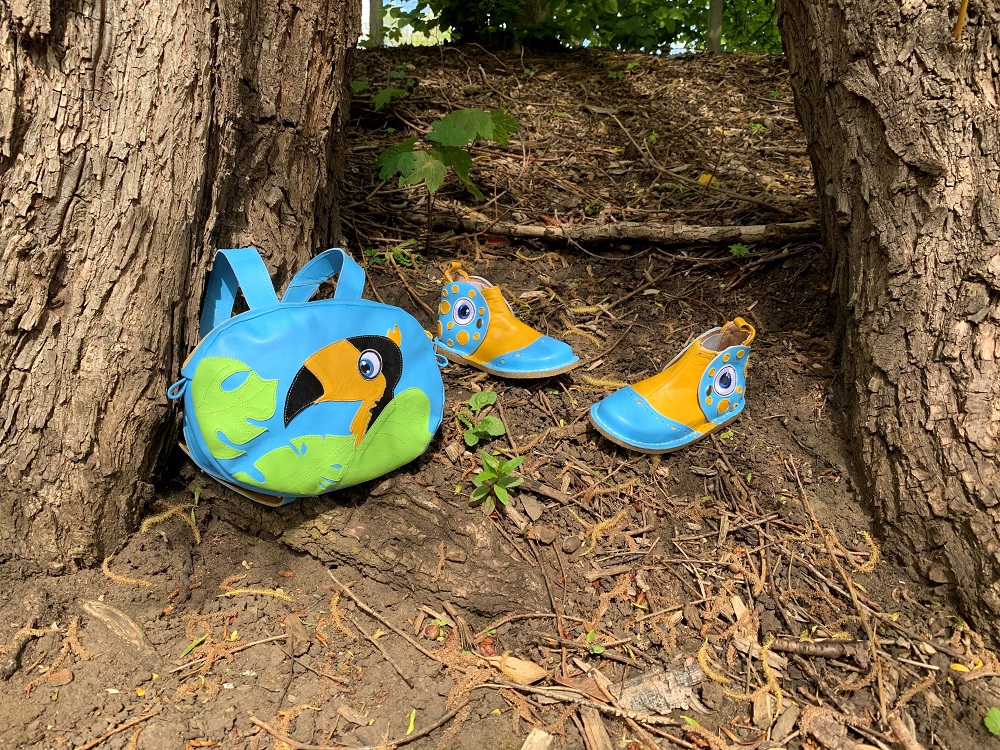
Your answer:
[589,411,743,454]
[440,348,580,379]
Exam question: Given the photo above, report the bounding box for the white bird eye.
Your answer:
[453,297,476,325]
[358,350,383,380]
[713,365,738,396]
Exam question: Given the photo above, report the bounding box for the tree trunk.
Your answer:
[0,0,360,570]
[777,1,1000,638]
[707,0,724,52]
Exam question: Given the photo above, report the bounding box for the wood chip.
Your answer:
[579,706,614,750]
[520,728,553,750]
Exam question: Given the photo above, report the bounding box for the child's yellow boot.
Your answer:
[435,263,579,378]
[589,318,755,453]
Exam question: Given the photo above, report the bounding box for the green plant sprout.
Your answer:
[364,240,423,268]
[585,629,606,655]
[985,707,1000,736]
[470,451,524,516]
[729,242,751,258]
[376,108,521,200]
[457,391,505,447]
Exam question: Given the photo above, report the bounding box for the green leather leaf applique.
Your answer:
[232,434,355,496]
[191,357,278,459]
[337,387,434,488]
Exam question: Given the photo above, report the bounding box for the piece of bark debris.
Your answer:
[771,704,800,742]
[611,663,705,714]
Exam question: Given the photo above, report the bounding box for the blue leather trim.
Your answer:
[437,280,489,356]
[482,336,579,375]
[200,248,280,338]
[589,387,704,452]
[697,346,749,425]
[282,248,366,303]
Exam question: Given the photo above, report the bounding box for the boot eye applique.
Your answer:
[453,297,476,325]
[713,365,738,396]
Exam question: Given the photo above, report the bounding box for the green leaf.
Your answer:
[463,429,479,447]
[457,413,474,428]
[401,151,447,194]
[341,388,435,487]
[494,484,509,506]
[681,716,701,727]
[372,87,409,111]
[590,644,606,654]
[233,434,354,495]
[181,634,207,657]
[427,108,494,148]
[375,137,417,180]
[468,390,498,413]
[498,475,522,489]
[502,455,526,473]
[351,80,371,92]
[470,484,491,503]
[586,630,597,644]
[489,108,521,147]
[986,707,1000,735]
[478,450,501,473]
[478,415,507,438]
[483,495,496,515]
[190,357,278,460]
[432,144,481,198]
[728,242,750,258]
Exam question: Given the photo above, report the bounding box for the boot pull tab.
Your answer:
[731,317,756,346]
[443,261,471,283]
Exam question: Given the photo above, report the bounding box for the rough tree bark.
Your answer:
[777,1,1000,637]
[0,0,360,570]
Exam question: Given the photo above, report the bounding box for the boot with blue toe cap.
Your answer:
[590,318,755,453]
[435,262,580,378]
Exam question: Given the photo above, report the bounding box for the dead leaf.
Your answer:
[337,705,371,726]
[47,669,73,686]
[482,654,547,684]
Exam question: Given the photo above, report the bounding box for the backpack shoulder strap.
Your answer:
[199,248,280,338]
[282,248,366,304]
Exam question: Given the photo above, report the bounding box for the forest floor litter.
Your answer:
[0,46,996,750]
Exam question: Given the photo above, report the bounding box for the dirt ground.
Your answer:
[2,47,998,750]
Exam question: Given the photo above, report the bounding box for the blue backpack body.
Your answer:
[168,248,444,506]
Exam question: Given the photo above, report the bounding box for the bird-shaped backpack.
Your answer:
[167,247,445,506]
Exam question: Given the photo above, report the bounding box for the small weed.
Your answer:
[351,80,371,92]
[647,131,660,144]
[985,707,1000,736]
[606,70,625,79]
[749,122,766,134]
[364,240,423,268]
[376,108,521,201]
[585,630,606,655]
[729,243,751,258]
[769,89,784,99]
[470,450,524,516]
[457,391,505,447]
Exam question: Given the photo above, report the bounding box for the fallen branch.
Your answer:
[76,709,161,750]
[428,210,818,248]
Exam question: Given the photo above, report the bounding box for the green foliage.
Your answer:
[985,707,1000,736]
[728,243,751,258]
[376,108,521,200]
[373,87,410,111]
[384,0,781,53]
[365,240,424,268]
[585,630,606,654]
[470,450,525,515]
[457,391,507,446]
